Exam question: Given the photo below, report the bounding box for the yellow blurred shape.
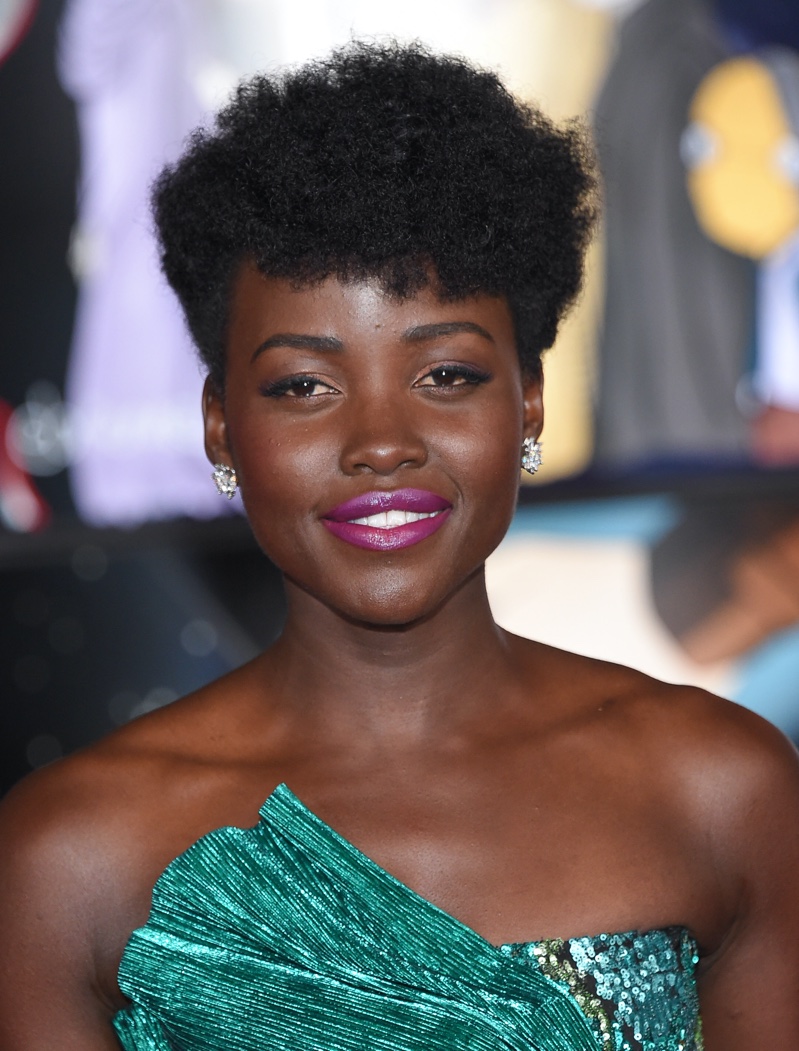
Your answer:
[687,57,799,258]
[508,0,612,484]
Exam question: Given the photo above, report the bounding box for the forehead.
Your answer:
[226,263,516,351]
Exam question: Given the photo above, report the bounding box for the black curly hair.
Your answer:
[153,41,597,391]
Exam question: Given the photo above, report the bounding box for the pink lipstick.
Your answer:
[322,488,452,551]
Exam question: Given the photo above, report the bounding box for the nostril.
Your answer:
[341,426,428,475]
[348,449,428,475]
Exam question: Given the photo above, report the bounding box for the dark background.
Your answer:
[0,3,287,794]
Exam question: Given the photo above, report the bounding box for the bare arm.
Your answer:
[695,712,799,1048]
[0,772,125,1051]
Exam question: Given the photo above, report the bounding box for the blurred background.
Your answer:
[2,0,799,793]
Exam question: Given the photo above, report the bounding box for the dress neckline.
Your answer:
[260,783,693,953]
[124,780,695,962]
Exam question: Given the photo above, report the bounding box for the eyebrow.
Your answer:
[250,333,345,363]
[401,321,495,345]
[250,320,494,362]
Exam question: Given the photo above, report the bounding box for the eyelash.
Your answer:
[259,363,492,399]
[260,375,336,398]
[416,364,492,389]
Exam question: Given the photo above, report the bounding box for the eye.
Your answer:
[260,375,339,398]
[415,364,492,390]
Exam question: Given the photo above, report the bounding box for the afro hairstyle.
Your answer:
[153,41,597,390]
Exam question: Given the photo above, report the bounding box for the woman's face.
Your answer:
[205,264,543,626]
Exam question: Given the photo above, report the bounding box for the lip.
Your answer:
[322,488,452,552]
[324,488,451,522]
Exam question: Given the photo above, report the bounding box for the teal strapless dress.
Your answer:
[113,784,702,1051]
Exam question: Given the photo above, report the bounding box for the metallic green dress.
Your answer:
[113,785,702,1051]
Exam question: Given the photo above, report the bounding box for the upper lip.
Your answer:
[323,488,452,522]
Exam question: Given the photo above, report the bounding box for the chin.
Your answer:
[330,586,441,630]
[336,565,483,630]
[339,601,445,632]
[353,597,440,629]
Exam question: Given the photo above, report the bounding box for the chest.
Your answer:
[99,749,718,1009]
[272,759,707,947]
[110,786,705,1051]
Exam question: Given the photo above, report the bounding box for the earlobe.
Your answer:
[202,376,232,467]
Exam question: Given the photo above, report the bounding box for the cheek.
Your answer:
[451,398,524,480]
[226,399,331,496]
[223,411,336,561]
[442,406,525,544]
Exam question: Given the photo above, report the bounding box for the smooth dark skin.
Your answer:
[2,265,799,1049]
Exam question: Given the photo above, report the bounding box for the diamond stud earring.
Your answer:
[212,463,238,498]
[520,437,543,475]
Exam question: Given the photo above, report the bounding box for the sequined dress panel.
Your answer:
[501,928,701,1051]
[112,784,702,1051]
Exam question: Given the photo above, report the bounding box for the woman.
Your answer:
[1,42,798,1051]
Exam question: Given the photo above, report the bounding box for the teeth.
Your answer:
[349,510,438,529]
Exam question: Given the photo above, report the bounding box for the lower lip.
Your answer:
[322,509,451,551]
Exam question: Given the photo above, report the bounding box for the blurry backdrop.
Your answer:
[2,0,799,793]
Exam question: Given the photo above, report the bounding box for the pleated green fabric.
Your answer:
[113,784,599,1050]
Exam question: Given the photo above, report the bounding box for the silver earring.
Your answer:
[212,463,238,499]
[520,437,543,475]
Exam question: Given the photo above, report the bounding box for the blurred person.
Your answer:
[682,47,799,466]
[647,47,799,694]
[58,0,223,525]
[592,0,753,470]
[592,0,799,471]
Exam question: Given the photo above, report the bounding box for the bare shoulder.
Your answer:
[0,686,210,1041]
[538,639,798,780]
[0,665,259,871]
[562,656,799,1045]
[581,647,799,871]
[0,699,198,923]
[606,665,799,809]
[637,679,799,864]
[1,723,168,868]
[526,638,799,854]
[0,670,270,1023]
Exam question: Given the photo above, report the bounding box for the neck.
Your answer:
[261,567,520,746]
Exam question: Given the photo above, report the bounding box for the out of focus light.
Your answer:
[71,544,109,582]
[25,733,63,769]
[180,619,219,658]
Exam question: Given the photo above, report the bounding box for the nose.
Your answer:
[339,391,428,476]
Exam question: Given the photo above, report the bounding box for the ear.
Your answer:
[522,369,544,441]
[203,376,232,467]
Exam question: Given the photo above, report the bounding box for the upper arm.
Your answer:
[0,773,123,1050]
[694,713,799,1049]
